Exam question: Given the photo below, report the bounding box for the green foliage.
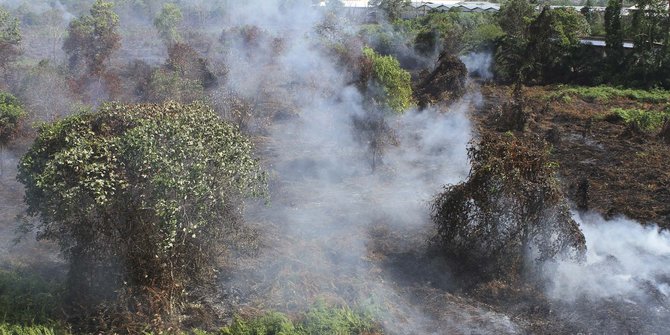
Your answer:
[497,0,535,39]
[0,92,26,145]
[63,0,120,75]
[0,6,21,69]
[611,108,670,131]
[368,0,409,22]
[0,269,63,325]
[221,312,296,335]
[362,47,413,113]
[406,12,501,55]
[550,85,670,103]
[148,68,205,103]
[154,3,183,46]
[629,0,668,85]
[18,101,266,328]
[494,0,536,82]
[496,5,591,83]
[604,0,624,66]
[221,303,381,335]
[297,302,379,335]
[0,323,70,335]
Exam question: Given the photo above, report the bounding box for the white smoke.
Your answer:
[213,2,523,333]
[460,52,493,80]
[546,212,670,301]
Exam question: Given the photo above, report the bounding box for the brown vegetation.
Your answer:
[475,84,670,228]
[415,52,467,108]
[431,133,585,281]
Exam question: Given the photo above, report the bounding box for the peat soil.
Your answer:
[475,84,670,229]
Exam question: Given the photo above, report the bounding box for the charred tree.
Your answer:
[431,134,585,281]
[415,51,467,108]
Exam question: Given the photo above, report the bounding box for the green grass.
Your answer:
[0,323,70,335]
[549,85,670,103]
[610,108,670,131]
[221,302,382,335]
[0,268,382,335]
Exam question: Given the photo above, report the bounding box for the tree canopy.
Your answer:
[0,91,25,145]
[18,101,266,328]
[154,3,183,46]
[369,0,410,22]
[361,47,413,113]
[63,0,120,76]
[0,6,21,70]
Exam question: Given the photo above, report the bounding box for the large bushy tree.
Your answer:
[154,3,183,47]
[629,0,668,85]
[524,7,591,83]
[0,7,21,71]
[495,4,590,84]
[604,0,625,72]
[63,0,120,76]
[431,134,585,280]
[18,101,266,330]
[494,0,535,82]
[361,47,413,113]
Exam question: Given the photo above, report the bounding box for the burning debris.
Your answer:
[415,52,468,108]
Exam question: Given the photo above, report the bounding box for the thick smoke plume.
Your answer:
[547,212,670,300]
[212,1,523,333]
[1,1,669,333]
[542,212,670,333]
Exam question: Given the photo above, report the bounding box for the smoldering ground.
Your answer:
[1,0,669,333]
[543,212,670,333]
[212,2,521,333]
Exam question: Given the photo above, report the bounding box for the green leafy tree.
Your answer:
[604,0,625,71]
[361,47,413,113]
[154,3,183,46]
[524,7,591,83]
[497,0,535,40]
[494,0,536,82]
[368,0,410,22]
[0,92,25,146]
[629,0,668,85]
[581,0,595,25]
[63,0,120,76]
[0,7,21,70]
[18,101,266,330]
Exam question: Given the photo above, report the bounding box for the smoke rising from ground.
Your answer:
[460,52,493,80]
[213,2,524,333]
[546,212,670,301]
[1,0,668,333]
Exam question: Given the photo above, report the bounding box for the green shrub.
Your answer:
[0,92,26,144]
[17,101,267,330]
[221,312,296,335]
[362,47,413,113]
[611,108,670,131]
[0,270,63,325]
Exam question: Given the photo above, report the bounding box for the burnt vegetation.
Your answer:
[0,0,669,334]
[431,134,586,281]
